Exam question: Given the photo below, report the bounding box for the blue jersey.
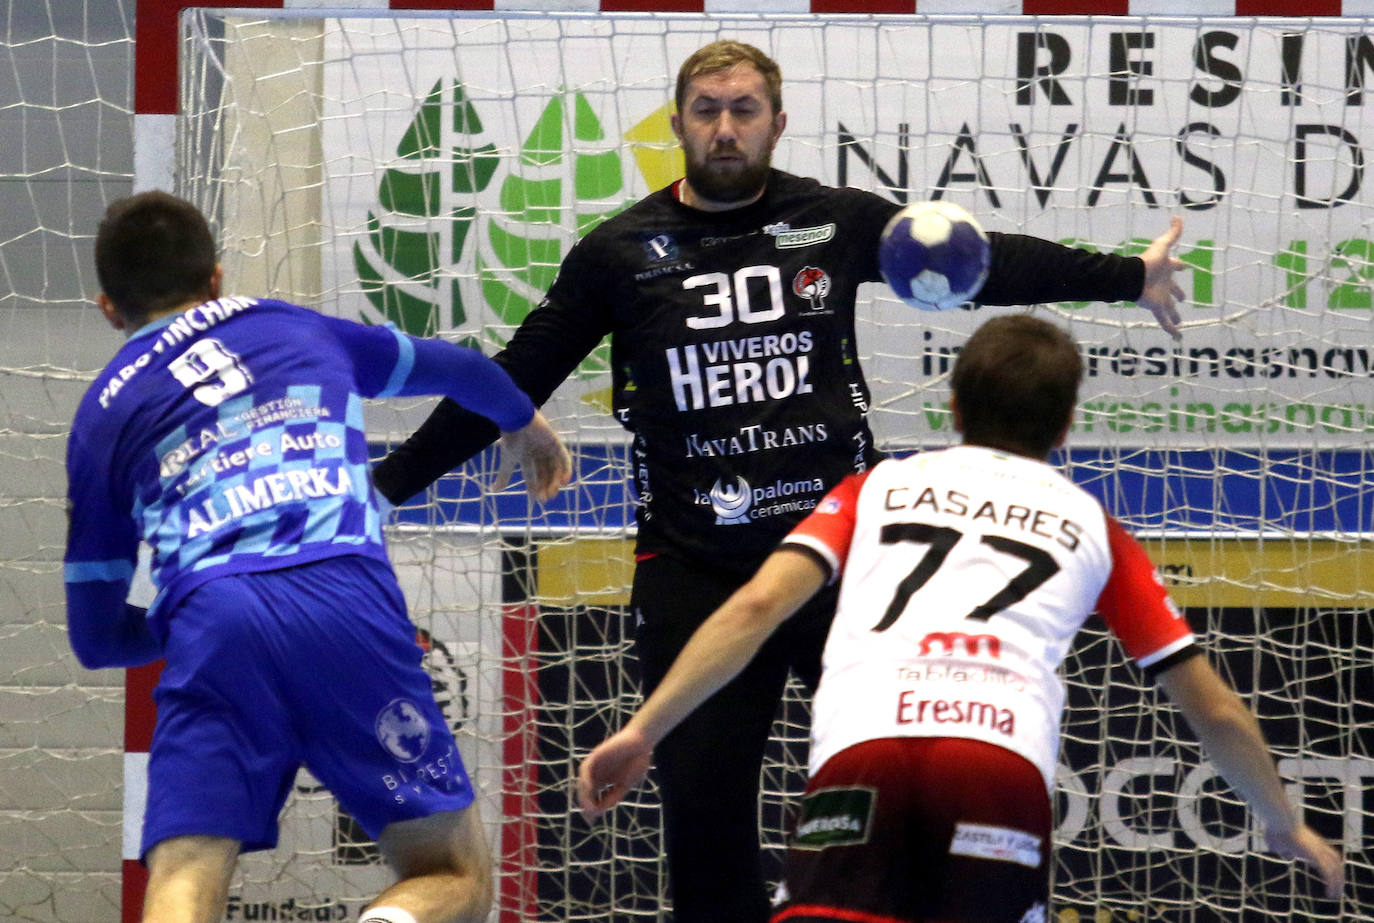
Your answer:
[65,297,534,665]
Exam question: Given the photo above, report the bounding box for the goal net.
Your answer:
[0,5,136,920]
[23,9,1368,922]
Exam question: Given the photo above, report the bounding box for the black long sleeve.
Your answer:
[979,232,1144,306]
[373,217,1147,507]
[372,395,501,505]
[373,282,612,505]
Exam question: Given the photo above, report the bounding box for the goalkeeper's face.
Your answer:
[672,64,786,210]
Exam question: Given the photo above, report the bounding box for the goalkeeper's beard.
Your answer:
[684,147,773,205]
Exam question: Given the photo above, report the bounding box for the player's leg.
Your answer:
[774,737,1050,923]
[361,803,493,923]
[138,577,306,917]
[141,834,239,923]
[632,554,795,923]
[271,557,486,921]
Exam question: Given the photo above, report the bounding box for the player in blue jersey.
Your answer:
[64,191,571,923]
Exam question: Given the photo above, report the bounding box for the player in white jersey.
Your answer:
[577,315,1343,922]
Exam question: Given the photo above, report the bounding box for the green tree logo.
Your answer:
[353,80,631,379]
[353,79,496,340]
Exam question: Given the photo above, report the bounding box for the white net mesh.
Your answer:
[0,3,133,919]
[174,12,1371,921]
[2,8,1371,923]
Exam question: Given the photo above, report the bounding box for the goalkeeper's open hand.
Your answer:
[1136,215,1187,340]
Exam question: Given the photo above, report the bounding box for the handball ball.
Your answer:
[879,200,991,311]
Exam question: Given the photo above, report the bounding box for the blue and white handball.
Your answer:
[879,200,991,311]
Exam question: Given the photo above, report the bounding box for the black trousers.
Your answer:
[630,552,839,923]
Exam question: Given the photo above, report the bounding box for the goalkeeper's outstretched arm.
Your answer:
[371,288,604,505]
[321,315,573,503]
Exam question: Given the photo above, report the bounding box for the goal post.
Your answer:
[139,8,1374,922]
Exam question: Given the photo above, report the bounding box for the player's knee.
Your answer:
[145,834,239,884]
[468,862,495,915]
[379,808,493,908]
[142,835,239,923]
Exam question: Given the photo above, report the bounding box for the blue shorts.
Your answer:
[142,555,474,857]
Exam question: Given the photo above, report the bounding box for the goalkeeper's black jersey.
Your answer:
[521,170,896,569]
[374,170,1146,573]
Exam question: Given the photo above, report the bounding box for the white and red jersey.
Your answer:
[783,444,1197,791]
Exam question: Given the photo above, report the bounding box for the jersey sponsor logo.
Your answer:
[695,475,826,525]
[770,222,836,249]
[184,464,354,538]
[642,233,678,261]
[792,266,832,313]
[683,421,828,458]
[708,476,752,524]
[159,419,244,479]
[896,662,1028,691]
[895,692,1016,737]
[791,786,875,850]
[949,822,1043,869]
[665,332,815,411]
[375,697,431,763]
[851,426,870,474]
[634,260,696,281]
[701,232,755,248]
[159,397,330,480]
[847,380,869,413]
[380,741,463,806]
[172,430,344,495]
[919,631,1002,658]
[358,638,470,811]
[174,439,274,494]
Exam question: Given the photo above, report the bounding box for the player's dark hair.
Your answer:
[95,190,217,327]
[676,40,783,115]
[952,314,1082,459]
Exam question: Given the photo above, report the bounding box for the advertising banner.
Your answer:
[318,15,1374,448]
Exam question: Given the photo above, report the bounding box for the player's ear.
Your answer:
[770,110,787,148]
[669,111,684,144]
[95,294,125,332]
[1052,414,1072,448]
[208,264,223,301]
